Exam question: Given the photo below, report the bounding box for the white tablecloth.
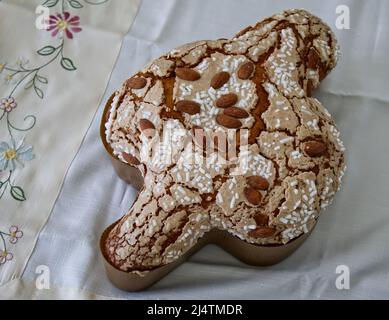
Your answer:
[5,0,389,299]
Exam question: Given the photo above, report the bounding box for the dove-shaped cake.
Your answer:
[101,9,346,291]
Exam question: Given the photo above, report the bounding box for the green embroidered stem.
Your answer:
[7,113,36,134]
[0,171,11,199]
[5,39,65,99]
[0,0,109,266]
[0,171,26,201]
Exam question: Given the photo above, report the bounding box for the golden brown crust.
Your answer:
[103,9,345,272]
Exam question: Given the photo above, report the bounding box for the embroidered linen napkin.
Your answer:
[0,0,140,285]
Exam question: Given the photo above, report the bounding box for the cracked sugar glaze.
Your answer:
[103,9,345,272]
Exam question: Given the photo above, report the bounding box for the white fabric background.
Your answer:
[19,0,389,299]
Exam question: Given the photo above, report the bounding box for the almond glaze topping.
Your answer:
[224,106,249,119]
[237,61,255,79]
[304,140,327,157]
[216,114,242,129]
[127,77,147,89]
[139,119,155,131]
[175,67,201,81]
[121,152,140,166]
[215,93,238,108]
[210,71,230,89]
[139,119,156,138]
[247,176,269,190]
[176,100,201,115]
[244,187,262,205]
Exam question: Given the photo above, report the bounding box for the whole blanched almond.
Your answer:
[254,214,269,226]
[211,71,230,89]
[216,114,242,129]
[247,176,269,190]
[304,140,327,157]
[176,68,201,81]
[176,100,201,115]
[139,119,156,138]
[216,93,238,108]
[244,187,262,205]
[248,227,276,238]
[122,152,140,166]
[139,118,155,131]
[224,107,249,119]
[127,77,147,89]
[238,61,255,80]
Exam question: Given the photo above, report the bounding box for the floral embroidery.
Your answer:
[0,0,110,201]
[47,12,82,39]
[0,95,36,201]
[0,226,23,265]
[0,97,17,113]
[9,226,23,244]
[0,0,110,266]
[0,139,34,172]
[0,251,13,265]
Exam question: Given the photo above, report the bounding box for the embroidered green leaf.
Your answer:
[37,46,56,56]
[36,75,48,84]
[61,57,77,71]
[34,86,44,99]
[24,79,34,89]
[42,0,59,7]
[10,186,26,202]
[68,0,83,8]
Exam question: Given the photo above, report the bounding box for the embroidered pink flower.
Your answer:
[0,97,17,113]
[0,250,13,265]
[9,226,23,244]
[46,12,82,39]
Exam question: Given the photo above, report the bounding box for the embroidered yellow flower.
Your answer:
[4,148,17,160]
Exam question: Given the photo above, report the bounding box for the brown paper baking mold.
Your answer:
[100,94,315,292]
